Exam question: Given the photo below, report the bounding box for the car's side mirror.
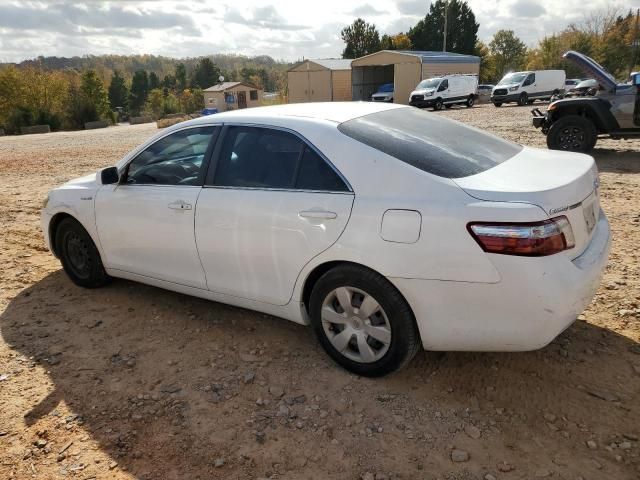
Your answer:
[100,166,120,185]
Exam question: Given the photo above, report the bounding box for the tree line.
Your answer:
[0,54,289,133]
[341,2,639,83]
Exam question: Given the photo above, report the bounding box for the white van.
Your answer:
[491,70,565,107]
[409,75,478,110]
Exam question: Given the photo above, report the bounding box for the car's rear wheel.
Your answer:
[309,265,420,377]
[55,217,111,288]
[546,115,598,153]
[433,98,444,111]
[466,95,475,107]
[517,92,528,106]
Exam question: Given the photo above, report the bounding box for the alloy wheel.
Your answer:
[557,125,587,150]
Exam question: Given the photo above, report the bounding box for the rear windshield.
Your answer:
[337,108,523,178]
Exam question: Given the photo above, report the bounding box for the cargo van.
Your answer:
[409,74,478,110]
[491,70,565,107]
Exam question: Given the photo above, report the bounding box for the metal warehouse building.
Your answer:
[351,50,480,105]
[288,59,352,103]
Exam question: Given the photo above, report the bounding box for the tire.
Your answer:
[517,92,528,106]
[309,264,421,377]
[433,98,444,111]
[546,115,598,153]
[493,102,502,107]
[445,104,452,109]
[55,217,111,288]
[466,95,475,107]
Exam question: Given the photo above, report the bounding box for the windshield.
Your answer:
[416,78,441,89]
[376,83,393,93]
[498,73,527,85]
[338,107,523,178]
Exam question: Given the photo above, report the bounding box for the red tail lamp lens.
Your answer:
[467,216,575,256]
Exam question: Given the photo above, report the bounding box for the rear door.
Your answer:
[195,125,354,305]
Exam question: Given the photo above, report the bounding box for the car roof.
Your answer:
[187,102,407,125]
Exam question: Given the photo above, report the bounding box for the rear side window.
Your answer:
[337,108,523,178]
[213,126,349,191]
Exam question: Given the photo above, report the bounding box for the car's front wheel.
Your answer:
[55,217,111,288]
[433,98,444,111]
[309,265,421,377]
[546,115,598,153]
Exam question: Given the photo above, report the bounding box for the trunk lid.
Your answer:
[454,146,600,259]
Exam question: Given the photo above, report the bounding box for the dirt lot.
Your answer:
[1,104,639,480]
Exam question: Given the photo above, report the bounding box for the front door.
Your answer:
[95,126,219,288]
[237,91,247,109]
[195,125,354,305]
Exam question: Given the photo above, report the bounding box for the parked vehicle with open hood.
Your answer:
[532,51,640,152]
[492,70,565,107]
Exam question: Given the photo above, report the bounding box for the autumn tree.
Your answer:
[489,30,527,79]
[341,18,381,58]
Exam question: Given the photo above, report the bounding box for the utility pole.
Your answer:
[443,0,448,52]
[631,8,640,77]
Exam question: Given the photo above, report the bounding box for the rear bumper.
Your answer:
[390,212,611,351]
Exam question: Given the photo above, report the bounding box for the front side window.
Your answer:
[213,126,349,191]
[126,126,217,186]
[337,108,523,178]
[438,79,448,91]
[523,73,535,86]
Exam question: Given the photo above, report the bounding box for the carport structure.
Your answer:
[351,50,480,105]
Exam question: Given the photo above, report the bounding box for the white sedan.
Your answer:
[41,102,611,377]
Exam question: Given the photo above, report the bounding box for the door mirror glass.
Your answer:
[101,166,120,185]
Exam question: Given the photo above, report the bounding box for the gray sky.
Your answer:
[0,0,637,62]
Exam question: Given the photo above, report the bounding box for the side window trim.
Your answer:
[203,123,353,193]
[119,125,221,187]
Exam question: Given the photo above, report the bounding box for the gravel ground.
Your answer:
[1,104,639,480]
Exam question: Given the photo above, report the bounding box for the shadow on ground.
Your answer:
[593,149,640,174]
[2,271,639,479]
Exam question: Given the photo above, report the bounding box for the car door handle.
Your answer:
[299,210,337,220]
[168,200,192,210]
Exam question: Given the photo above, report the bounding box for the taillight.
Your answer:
[467,216,575,257]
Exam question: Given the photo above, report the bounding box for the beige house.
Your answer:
[203,82,263,111]
[288,59,352,103]
[351,50,480,105]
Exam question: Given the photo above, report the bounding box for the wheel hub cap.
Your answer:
[321,286,392,364]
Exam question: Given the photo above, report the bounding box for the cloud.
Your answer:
[223,5,310,31]
[396,0,428,16]
[348,4,388,16]
[510,0,546,18]
[0,3,198,35]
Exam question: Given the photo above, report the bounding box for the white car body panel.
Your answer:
[95,184,207,289]
[41,102,611,352]
[195,188,354,305]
